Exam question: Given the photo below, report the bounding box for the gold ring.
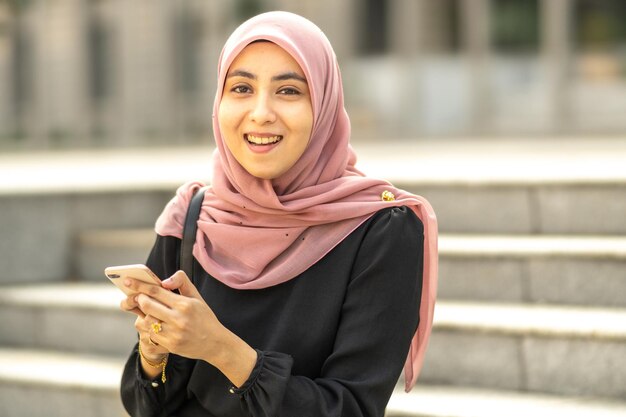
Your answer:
[151,322,162,334]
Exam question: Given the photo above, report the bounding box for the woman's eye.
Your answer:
[278,87,301,96]
[232,85,251,94]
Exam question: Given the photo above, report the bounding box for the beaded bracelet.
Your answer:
[138,342,168,383]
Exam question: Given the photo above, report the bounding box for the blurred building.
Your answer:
[0,0,625,150]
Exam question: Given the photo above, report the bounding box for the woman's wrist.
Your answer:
[140,351,168,365]
[138,340,168,363]
[138,342,169,383]
[207,327,258,388]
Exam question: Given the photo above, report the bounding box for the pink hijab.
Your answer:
[155,11,437,392]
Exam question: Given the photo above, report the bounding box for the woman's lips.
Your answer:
[246,134,283,145]
[244,134,283,153]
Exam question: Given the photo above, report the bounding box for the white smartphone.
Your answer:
[104,264,162,296]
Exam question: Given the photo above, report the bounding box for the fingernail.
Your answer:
[124,279,131,286]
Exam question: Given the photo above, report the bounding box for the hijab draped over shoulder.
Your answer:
[155,11,438,391]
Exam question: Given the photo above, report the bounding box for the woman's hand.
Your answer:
[124,271,257,387]
[125,270,222,362]
[120,284,170,379]
[135,314,170,382]
[134,313,170,359]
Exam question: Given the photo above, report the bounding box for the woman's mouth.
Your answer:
[245,134,283,146]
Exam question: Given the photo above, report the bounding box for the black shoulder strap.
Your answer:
[180,186,208,281]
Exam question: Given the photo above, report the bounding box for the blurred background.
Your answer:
[1,1,625,416]
[0,0,625,149]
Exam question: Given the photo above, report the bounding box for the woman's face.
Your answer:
[218,41,313,180]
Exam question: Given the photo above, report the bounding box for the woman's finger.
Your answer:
[134,314,149,333]
[161,270,201,299]
[136,315,169,351]
[139,332,169,356]
[124,278,181,308]
[143,316,169,350]
[136,293,171,323]
[121,295,145,318]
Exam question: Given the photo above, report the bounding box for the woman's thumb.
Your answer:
[162,270,198,298]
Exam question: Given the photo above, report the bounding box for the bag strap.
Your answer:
[180,186,208,281]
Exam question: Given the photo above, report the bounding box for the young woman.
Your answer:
[120,11,437,417]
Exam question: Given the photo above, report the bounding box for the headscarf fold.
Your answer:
[155,11,437,391]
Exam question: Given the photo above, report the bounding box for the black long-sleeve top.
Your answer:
[121,206,424,417]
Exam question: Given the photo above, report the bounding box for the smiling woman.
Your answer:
[218,41,313,180]
[118,11,438,417]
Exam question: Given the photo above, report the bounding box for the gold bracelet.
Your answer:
[138,342,168,383]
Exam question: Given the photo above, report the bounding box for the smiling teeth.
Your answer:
[247,135,281,145]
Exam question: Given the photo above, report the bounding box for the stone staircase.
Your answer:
[1,139,625,416]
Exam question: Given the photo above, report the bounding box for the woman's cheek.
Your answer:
[218,101,239,132]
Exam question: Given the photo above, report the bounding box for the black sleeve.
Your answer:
[120,235,196,417]
[237,207,424,417]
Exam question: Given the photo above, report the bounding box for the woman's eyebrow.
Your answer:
[272,72,307,83]
[227,69,256,80]
[227,69,307,84]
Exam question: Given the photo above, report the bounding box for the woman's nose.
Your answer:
[249,93,277,124]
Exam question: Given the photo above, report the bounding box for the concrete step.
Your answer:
[1,283,625,399]
[0,284,136,356]
[386,385,626,417]
[0,190,172,284]
[1,347,624,417]
[75,228,626,307]
[440,234,626,307]
[356,140,626,236]
[1,140,626,283]
[399,183,626,236]
[422,301,626,399]
[0,348,128,417]
[2,346,625,417]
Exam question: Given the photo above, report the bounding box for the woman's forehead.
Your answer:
[228,41,306,79]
